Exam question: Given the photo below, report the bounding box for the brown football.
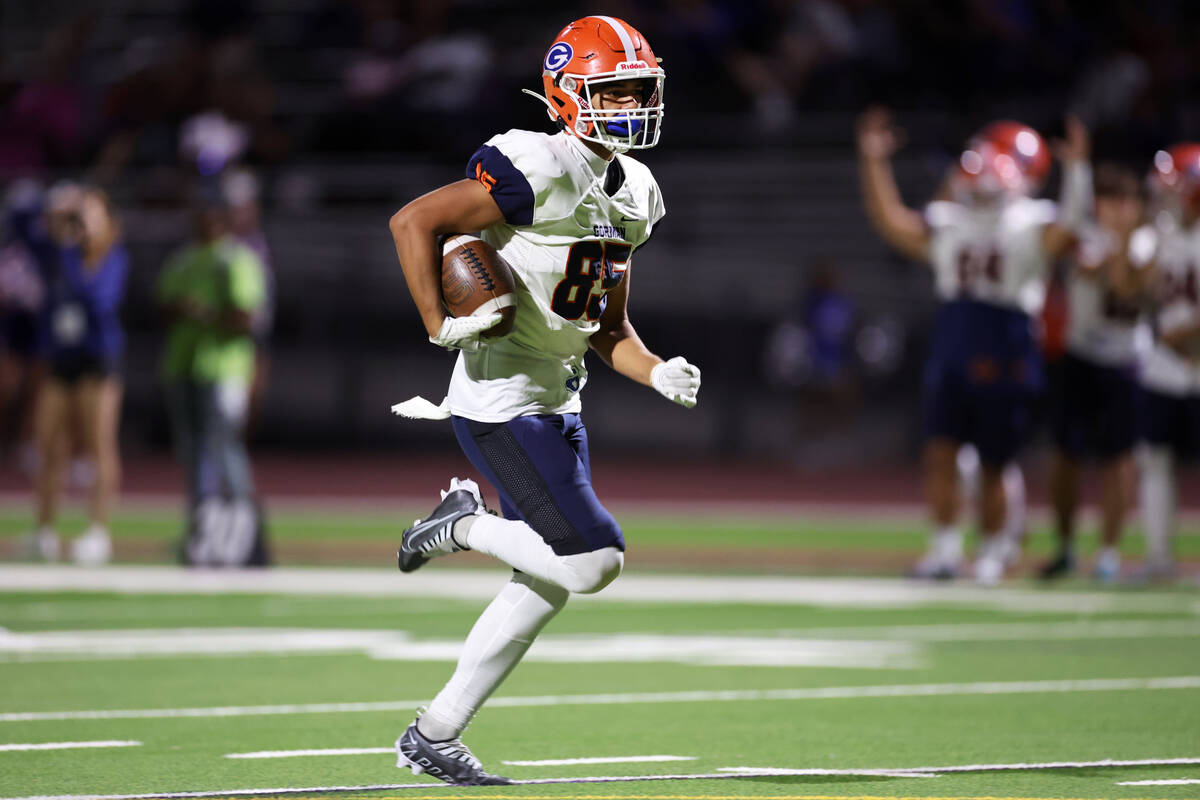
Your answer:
[441,235,516,338]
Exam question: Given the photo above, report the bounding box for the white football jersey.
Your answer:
[446,129,665,422]
[1064,222,1145,367]
[1141,220,1200,395]
[925,197,1057,314]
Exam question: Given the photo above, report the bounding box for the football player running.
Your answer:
[387,17,699,785]
[857,110,1087,584]
[1137,144,1200,580]
[1040,163,1154,582]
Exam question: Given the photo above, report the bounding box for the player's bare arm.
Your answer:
[1105,228,1157,302]
[1042,115,1092,257]
[590,268,701,407]
[588,269,657,385]
[1159,318,1200,362]
[389,180,505,338]
[856,107,930,263]
[1042,222,1079,258]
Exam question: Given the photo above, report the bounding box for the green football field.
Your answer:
[2,499,1199,799]
[2,556,1199,800]
[2,501,1198,571]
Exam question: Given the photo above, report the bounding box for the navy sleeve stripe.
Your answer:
[466,145,535,226]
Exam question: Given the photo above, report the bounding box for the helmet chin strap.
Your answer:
[521,88,558,119]
[522,87,624,152]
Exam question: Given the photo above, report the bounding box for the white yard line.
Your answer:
[5,758,1200,800]
[1118,778,1200,785]
[749,619,1200,642]
[722,756,1200,775]
[0,565,1196,614]
[0,741,140,752]
[4,676,1199,723]
[0,628,921,669]
[502,755,698,766]
[224,747,390,759]
[225,750,700,765]
[0,770,937,800]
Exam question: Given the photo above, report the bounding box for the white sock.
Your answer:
[957,445,980,505]
[460,514,623,595]
[1097,546,1121,570]
[1139,445,1175,566]
[418,573,567,741]
[1001,463,1026,545]
[933,526,963,563]
[976,531,1004,560]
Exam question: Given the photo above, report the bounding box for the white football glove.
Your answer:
[650,356,701,408]
[429,312,502,352]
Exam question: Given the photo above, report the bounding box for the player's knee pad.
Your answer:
[557,547,623,594]
[511,570,569,613]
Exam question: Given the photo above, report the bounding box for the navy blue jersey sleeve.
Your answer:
[465,145,535,226]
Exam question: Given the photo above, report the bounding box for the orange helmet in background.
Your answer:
[1149,143,1200,219]
[956,121,1051,202]
[524,16,665,152]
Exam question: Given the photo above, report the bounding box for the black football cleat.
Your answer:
[395,722,512,785]
[397,477,484,573]
[1038,551,1075,580]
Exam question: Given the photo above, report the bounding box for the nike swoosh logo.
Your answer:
[620,215,638,222]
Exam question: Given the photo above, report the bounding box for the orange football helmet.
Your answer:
[524,16,664,152]
[956,121,1051,202]
[1149,143,1200,216]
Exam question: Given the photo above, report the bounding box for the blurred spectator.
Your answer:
[0,182,47,477]
[314,0,498,156]
[221,168,275,432]
[798,260,858,394]
[11,183,128,564]
[93,13,285,191]
[765,259,859,458]
[158,181,268,566]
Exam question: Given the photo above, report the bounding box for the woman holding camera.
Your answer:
[13,184,128,563]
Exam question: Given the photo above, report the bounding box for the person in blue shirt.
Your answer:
[12,183,128,563]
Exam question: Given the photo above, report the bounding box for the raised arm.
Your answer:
[1043,115,1091,258]
[856,108,930,263]
[388,179,506,339]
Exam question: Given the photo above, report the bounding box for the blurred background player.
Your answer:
[1137,143,1200,580]
[955,443,1026,569]
[11,182,127,564]
[1041,163,1153,581]
[389,16,699,785]
[857,110,1086,583]
[158,181,268,567]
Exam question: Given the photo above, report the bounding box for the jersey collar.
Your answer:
[563,131,611,181]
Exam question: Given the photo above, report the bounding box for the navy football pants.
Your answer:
[451,413,625,556]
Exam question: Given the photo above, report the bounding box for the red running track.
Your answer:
[3,450,1198,509]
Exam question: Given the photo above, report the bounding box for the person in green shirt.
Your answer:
[158,183,267,565]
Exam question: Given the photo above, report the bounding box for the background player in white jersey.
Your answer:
[1138,143,1200,579]
[386,17,700,785]
[857,110,1086,584]
[1040,163,1155,582]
